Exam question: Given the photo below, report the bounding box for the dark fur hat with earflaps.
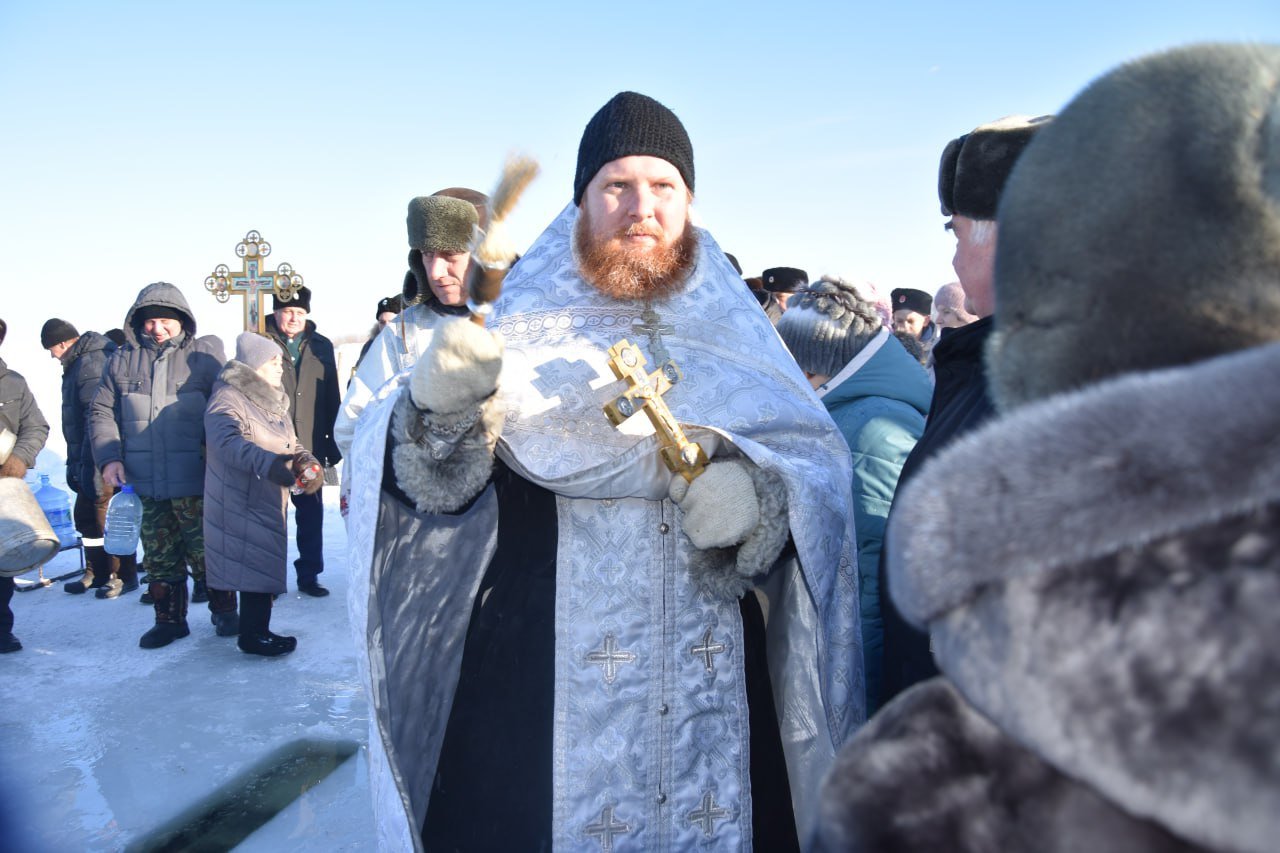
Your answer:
[938,114,1051,220]
[403,188,490,306]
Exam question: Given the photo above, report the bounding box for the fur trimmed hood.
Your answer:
[216,359,290,417]
[872,340,1280,852]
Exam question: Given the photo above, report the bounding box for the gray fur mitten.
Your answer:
[410,318,504,414]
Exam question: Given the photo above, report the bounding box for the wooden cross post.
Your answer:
[602,339,708,483]
[204,230,305,333]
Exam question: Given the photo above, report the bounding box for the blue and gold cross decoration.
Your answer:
[204,230,305,333]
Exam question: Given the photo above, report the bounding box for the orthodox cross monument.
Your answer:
[204,230,305,333]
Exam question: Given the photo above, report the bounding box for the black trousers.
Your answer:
[290,491,324,584]
[0,576,14,635]
[240,591,273,636]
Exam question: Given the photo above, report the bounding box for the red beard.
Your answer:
[573,210,698,302]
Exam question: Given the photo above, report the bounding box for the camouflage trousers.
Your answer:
[139,495,206,584]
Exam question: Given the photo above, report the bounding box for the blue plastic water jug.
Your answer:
[34,474,77,547]
[104,484,143,556]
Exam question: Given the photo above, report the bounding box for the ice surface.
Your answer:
[1,453,375,852]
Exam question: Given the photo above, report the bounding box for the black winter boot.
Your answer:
[63,569,95,594]
[139,581,190,649]
[84,546,112,591]
[191,578,209,603]
[237,592,296,657]
[208,588,240,637]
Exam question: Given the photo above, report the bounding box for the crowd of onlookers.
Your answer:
[0,282,341,657]
[2,40,1276,851]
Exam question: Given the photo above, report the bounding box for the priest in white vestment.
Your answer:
[349,92,863,852]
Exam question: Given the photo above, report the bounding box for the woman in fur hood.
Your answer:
[815,43,1280,852]
[204,332,322,657]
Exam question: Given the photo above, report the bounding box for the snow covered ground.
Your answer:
[2,453,375,852]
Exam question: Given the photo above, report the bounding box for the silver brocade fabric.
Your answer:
[349,203,863,852]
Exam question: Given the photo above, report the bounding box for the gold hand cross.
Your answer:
[603,339,708,483]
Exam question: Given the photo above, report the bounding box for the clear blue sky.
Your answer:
[2,0,1277,433]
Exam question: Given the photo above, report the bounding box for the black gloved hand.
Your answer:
[267,454,296,487]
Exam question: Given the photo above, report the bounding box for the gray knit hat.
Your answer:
[777,277,884,377]
[235,331,281,370]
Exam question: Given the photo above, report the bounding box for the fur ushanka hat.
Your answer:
[889,288,932,316]
[403,187,490,306]
[762,266,809,293]
[271,285,311,314]
[938,114,1051,220]
[815,43,1280,853]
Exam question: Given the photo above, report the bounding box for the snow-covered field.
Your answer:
[2,454,375,852]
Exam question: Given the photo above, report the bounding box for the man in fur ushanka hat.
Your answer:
[816,43,1280,853]
[878,111,1051,708]
[348,91,862,851]
[334,186,489,458]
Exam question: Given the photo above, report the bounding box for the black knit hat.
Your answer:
[938,115,1052,219]
[376,294,402,318]
[272,285,311,313]
[762,267,809,293]
[890,288,933,316]
[40,318,79,349]
[134,305,183,323]
[573,92,695,205]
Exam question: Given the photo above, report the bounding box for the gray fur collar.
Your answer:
[890,339,1280,626]
[218,360,290,416]
[883,340,1280,853]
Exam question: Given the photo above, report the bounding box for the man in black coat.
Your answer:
[877,114,1050,707]
[264,286,341,597]
[42,318,140,599]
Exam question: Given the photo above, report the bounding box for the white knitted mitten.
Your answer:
[669,459,761,550]
[410,318,504,414]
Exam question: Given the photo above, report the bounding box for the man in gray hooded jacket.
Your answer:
[90,282,228,648]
